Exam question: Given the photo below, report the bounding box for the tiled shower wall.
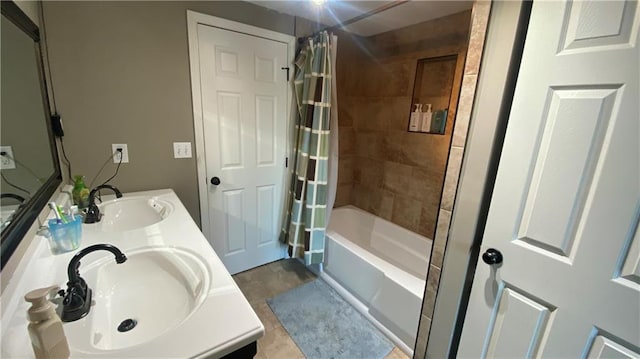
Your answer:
[414,2,492,358]
[334,11,472,239]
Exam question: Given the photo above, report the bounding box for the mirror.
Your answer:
[408,55,458,135]
[1,1,61,269]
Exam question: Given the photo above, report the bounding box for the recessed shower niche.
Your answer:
[408,55,458,135]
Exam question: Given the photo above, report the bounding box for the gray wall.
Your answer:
[43,1,313,224]
[14,0,40,24]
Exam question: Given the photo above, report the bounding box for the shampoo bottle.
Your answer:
[430,109,448,134]
[25,286,70,359]
[421,104,433,132]
[409,104,421,132]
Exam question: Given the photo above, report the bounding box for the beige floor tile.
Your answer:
[257,326,305,359]
[239,282,272,305]
[232,270,254,287]
[267,258,296,272]
[385,347,410,359]
[253,301,282,331]
[240,263,277,284]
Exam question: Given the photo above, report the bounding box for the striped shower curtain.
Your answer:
[280,32,335,265]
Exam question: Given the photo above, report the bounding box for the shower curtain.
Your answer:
[280,31,338,265]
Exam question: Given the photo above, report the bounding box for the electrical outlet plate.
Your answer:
[111,144,129,163]
[0,146,16,169]
[173,142,192,159]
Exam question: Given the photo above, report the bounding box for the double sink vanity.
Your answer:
[1,189,264,358]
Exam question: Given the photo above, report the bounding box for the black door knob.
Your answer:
[210,177,221,185]
[482,248,503,265]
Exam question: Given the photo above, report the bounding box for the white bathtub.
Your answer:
[321,205,431,355]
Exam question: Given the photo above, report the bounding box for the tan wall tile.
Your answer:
[418,205,438,239]
[441,146,463,211]
[338,156,354,185]
[388,97,414,131]
[410,166,445,204]
[410,136,451,169]
[383,161,414,194]
[365,61,414,97]
[421,265,442,319]
[391,195,423,232]
[371,190,395,221]
[382,131,411,164]
[354,157,384,189]
[355,131,386,159]
[335,183,352,207]
[338,106,354,127]
[352,184,372,210]
[354,100,390,131]
[414,315,432,359]
[452,74,478,147]
[339,127,356,155]
[369,11,472,58]
[431,209,451,268]
[465,1,491,76]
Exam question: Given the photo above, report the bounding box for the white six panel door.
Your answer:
[459,1,639,357]
[197,24,288,274]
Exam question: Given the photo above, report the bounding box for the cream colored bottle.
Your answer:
[409,104,422,131]
[25,286,70,359]
[421,104,433,132]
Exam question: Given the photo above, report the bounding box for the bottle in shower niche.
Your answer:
[420,104,432,133]
[431,109,448,134]
[409,104,421,132]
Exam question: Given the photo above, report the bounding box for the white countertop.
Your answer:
[1,188,264,358]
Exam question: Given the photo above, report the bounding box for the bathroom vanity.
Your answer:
[1,189,264,358]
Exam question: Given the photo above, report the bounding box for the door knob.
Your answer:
[482,248,503,265]
[210,177,221,186]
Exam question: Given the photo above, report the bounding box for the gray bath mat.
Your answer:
[267,279,394,359]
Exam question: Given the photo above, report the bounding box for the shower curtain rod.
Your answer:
[297,0,410,42]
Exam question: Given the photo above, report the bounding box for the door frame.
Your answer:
[186,10,295,240]
[425,1,533,357]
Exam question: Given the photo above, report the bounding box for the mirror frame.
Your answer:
[1,1,62,269]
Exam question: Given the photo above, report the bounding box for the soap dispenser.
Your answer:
[421,104,433,132]
[25,286,70,359]
[409,104,421,132]
[72,175,90,209]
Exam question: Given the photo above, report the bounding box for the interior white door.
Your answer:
[459,0,639,357]
[196,24,289,274]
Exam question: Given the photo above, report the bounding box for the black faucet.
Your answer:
[84,184,123,224]
[61,244,127,322]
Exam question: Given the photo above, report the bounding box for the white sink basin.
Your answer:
[65,247,210,352]
[97,197,173,232]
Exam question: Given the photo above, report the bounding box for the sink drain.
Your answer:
[117,318,137,332]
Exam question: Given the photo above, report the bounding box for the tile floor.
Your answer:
[232,259,410,359]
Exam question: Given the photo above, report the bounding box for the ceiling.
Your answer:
[249,0,473,37]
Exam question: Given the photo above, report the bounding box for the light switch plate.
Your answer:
[112,144,129,163]
[173,142,192,159]
[0,146,16,169]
